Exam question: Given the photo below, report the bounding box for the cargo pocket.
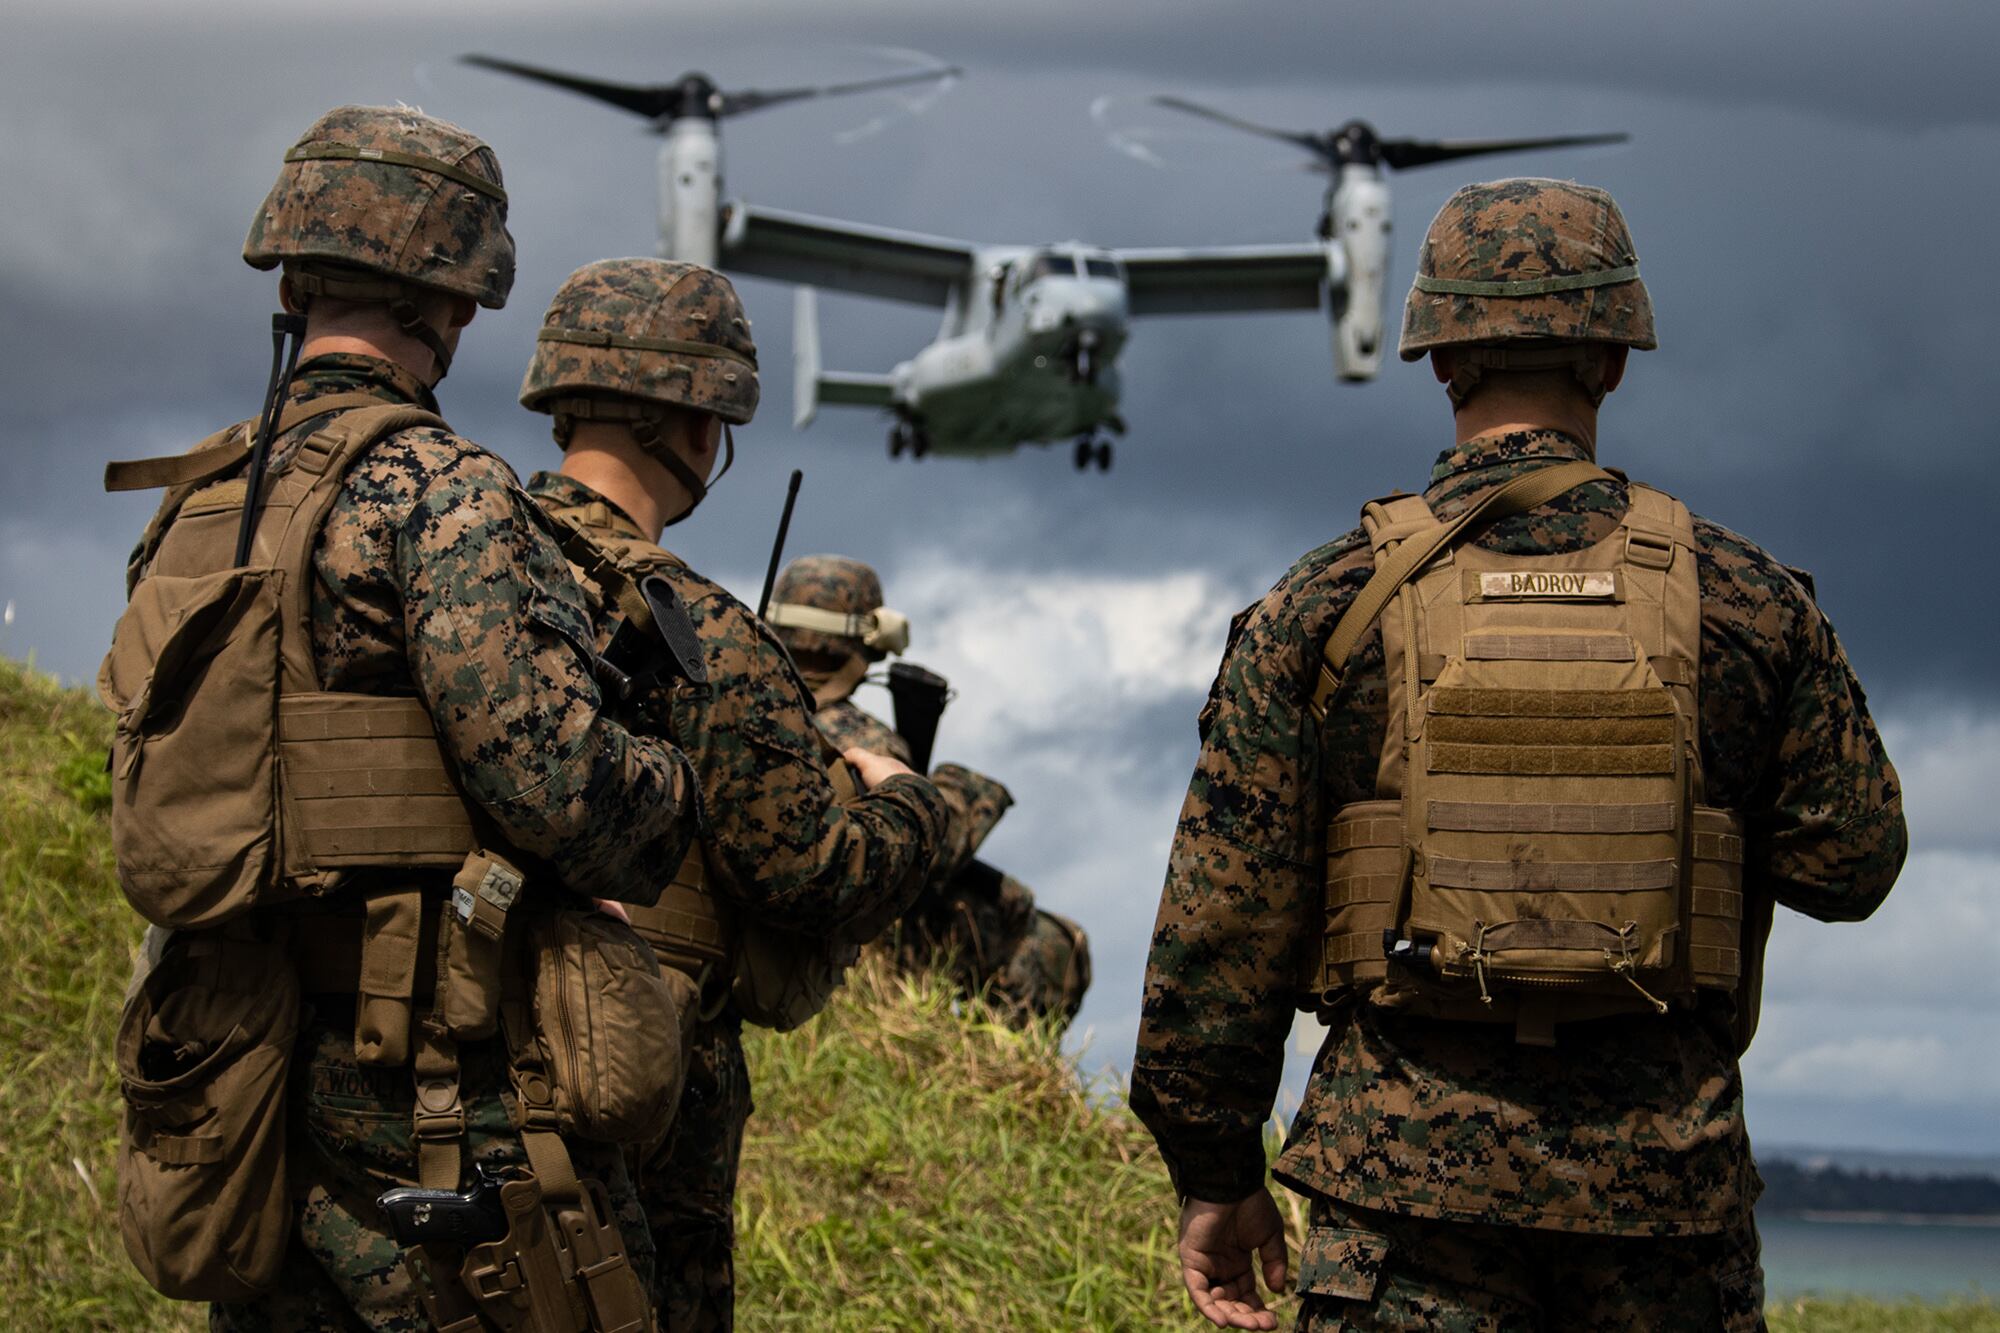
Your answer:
[1718,1263,1766,1333]
[1296,1224,1391,1314]
[115,928,299,1301]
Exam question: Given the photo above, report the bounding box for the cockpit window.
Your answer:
[1030,253,1077,279]
[1084,257,1122,279]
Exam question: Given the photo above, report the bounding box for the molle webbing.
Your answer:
[624,849,731,988]
[279,695,476,866]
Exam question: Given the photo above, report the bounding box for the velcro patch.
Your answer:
[1475,570,1618,599]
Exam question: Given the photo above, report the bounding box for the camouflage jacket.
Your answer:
[235,353,693,902]
[527,473,951,935]
[813,692,1014,880]
[1132,429,1906,1236]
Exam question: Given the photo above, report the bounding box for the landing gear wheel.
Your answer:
[1074,436,1094,471]
[888,423,909,459]
[911,430,932,459]
[1095,440,1113,472]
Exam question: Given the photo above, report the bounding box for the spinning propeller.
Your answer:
[1150,96,1627,172]
[460,54,961,128]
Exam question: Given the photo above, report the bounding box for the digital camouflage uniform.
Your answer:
[517,258,957,1331]
[175,107,696,1331]
[203,351,691,1330]
[774,556,1092,1029]
[1132,180,1907,1332]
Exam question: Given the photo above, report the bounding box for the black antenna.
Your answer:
[757,469,803,619]
[235,313,309,567]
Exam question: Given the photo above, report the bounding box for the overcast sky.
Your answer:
[5,0,1995,1162]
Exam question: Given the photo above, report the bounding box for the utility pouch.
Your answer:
[355,886,424,1065]
[98,565,287,928]
[115,927,300,1300]
[527,911,696,1144]
[441,850,525,1040]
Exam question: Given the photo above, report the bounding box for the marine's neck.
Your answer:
[1452,378,1599,458]
[560,428,692,543]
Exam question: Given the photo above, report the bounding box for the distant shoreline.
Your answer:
[1769,1210,2000,1228]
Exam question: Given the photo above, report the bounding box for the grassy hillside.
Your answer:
[0,657,1991,1332]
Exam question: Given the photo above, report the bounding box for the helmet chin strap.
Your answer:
[635,420,733,528]
[551,397,733,528]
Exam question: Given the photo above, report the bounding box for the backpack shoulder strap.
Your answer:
[1309,460,1610,720]
[266,402,448,692]
[111,393,395,593]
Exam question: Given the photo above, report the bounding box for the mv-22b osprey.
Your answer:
[462,55,1622,470]
[726,94,1623,470]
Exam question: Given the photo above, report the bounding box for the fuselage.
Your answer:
[893,244,1131,454]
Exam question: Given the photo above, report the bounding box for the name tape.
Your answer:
[1477,571,1618,600]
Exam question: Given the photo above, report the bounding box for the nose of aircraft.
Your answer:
[1030,279,1127,336]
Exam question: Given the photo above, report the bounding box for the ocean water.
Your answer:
[1760,1215,1999,1301]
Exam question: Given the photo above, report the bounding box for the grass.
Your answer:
[734,952,1227,1330]
[0,657,194,1331]
[0,654,1992,1331]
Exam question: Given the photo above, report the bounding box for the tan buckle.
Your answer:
[413,1077,465,1144]
[1308,662,1342,723]
[1625,528,1675,570]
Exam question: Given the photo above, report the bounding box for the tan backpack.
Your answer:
[1310,463,1753,1043]
[100,398,480,928]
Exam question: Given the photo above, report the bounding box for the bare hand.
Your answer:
[842,746,914,791]
[592,897,632,924]
[1178,1189,1288,1330]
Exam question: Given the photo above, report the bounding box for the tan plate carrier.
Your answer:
[1308,462,1751,1044]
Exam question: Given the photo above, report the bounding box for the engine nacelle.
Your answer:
[1327,166,1391,382]
[658,119,720,266]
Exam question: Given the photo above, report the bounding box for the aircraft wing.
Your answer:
[1114,243,1332,316]
[721,202,977,307]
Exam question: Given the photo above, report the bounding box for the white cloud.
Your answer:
[887,551,1256,749]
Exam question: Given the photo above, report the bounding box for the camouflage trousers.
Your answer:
[632,1015,751,1332]
[210,1017,652,1332]
[894,868,1091,1032]
[1293,1196,1765,1332]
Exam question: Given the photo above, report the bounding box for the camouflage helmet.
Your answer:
[519,258,759,426]
[244,105,515,310]
[766,555,910,664]
[1399,179,1655,384]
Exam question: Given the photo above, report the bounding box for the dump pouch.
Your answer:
[525,911,696,1144]
[115,927,300,1300]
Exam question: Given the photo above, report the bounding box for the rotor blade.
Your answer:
[1150,95,1329,156]
[1378,132,1629,171]
[719,66,961,117]
[461,54,680,120]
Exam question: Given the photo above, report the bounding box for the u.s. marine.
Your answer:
[103,106,702,1330]
[1133,178,1906,1331]
[516,256,968,1331]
